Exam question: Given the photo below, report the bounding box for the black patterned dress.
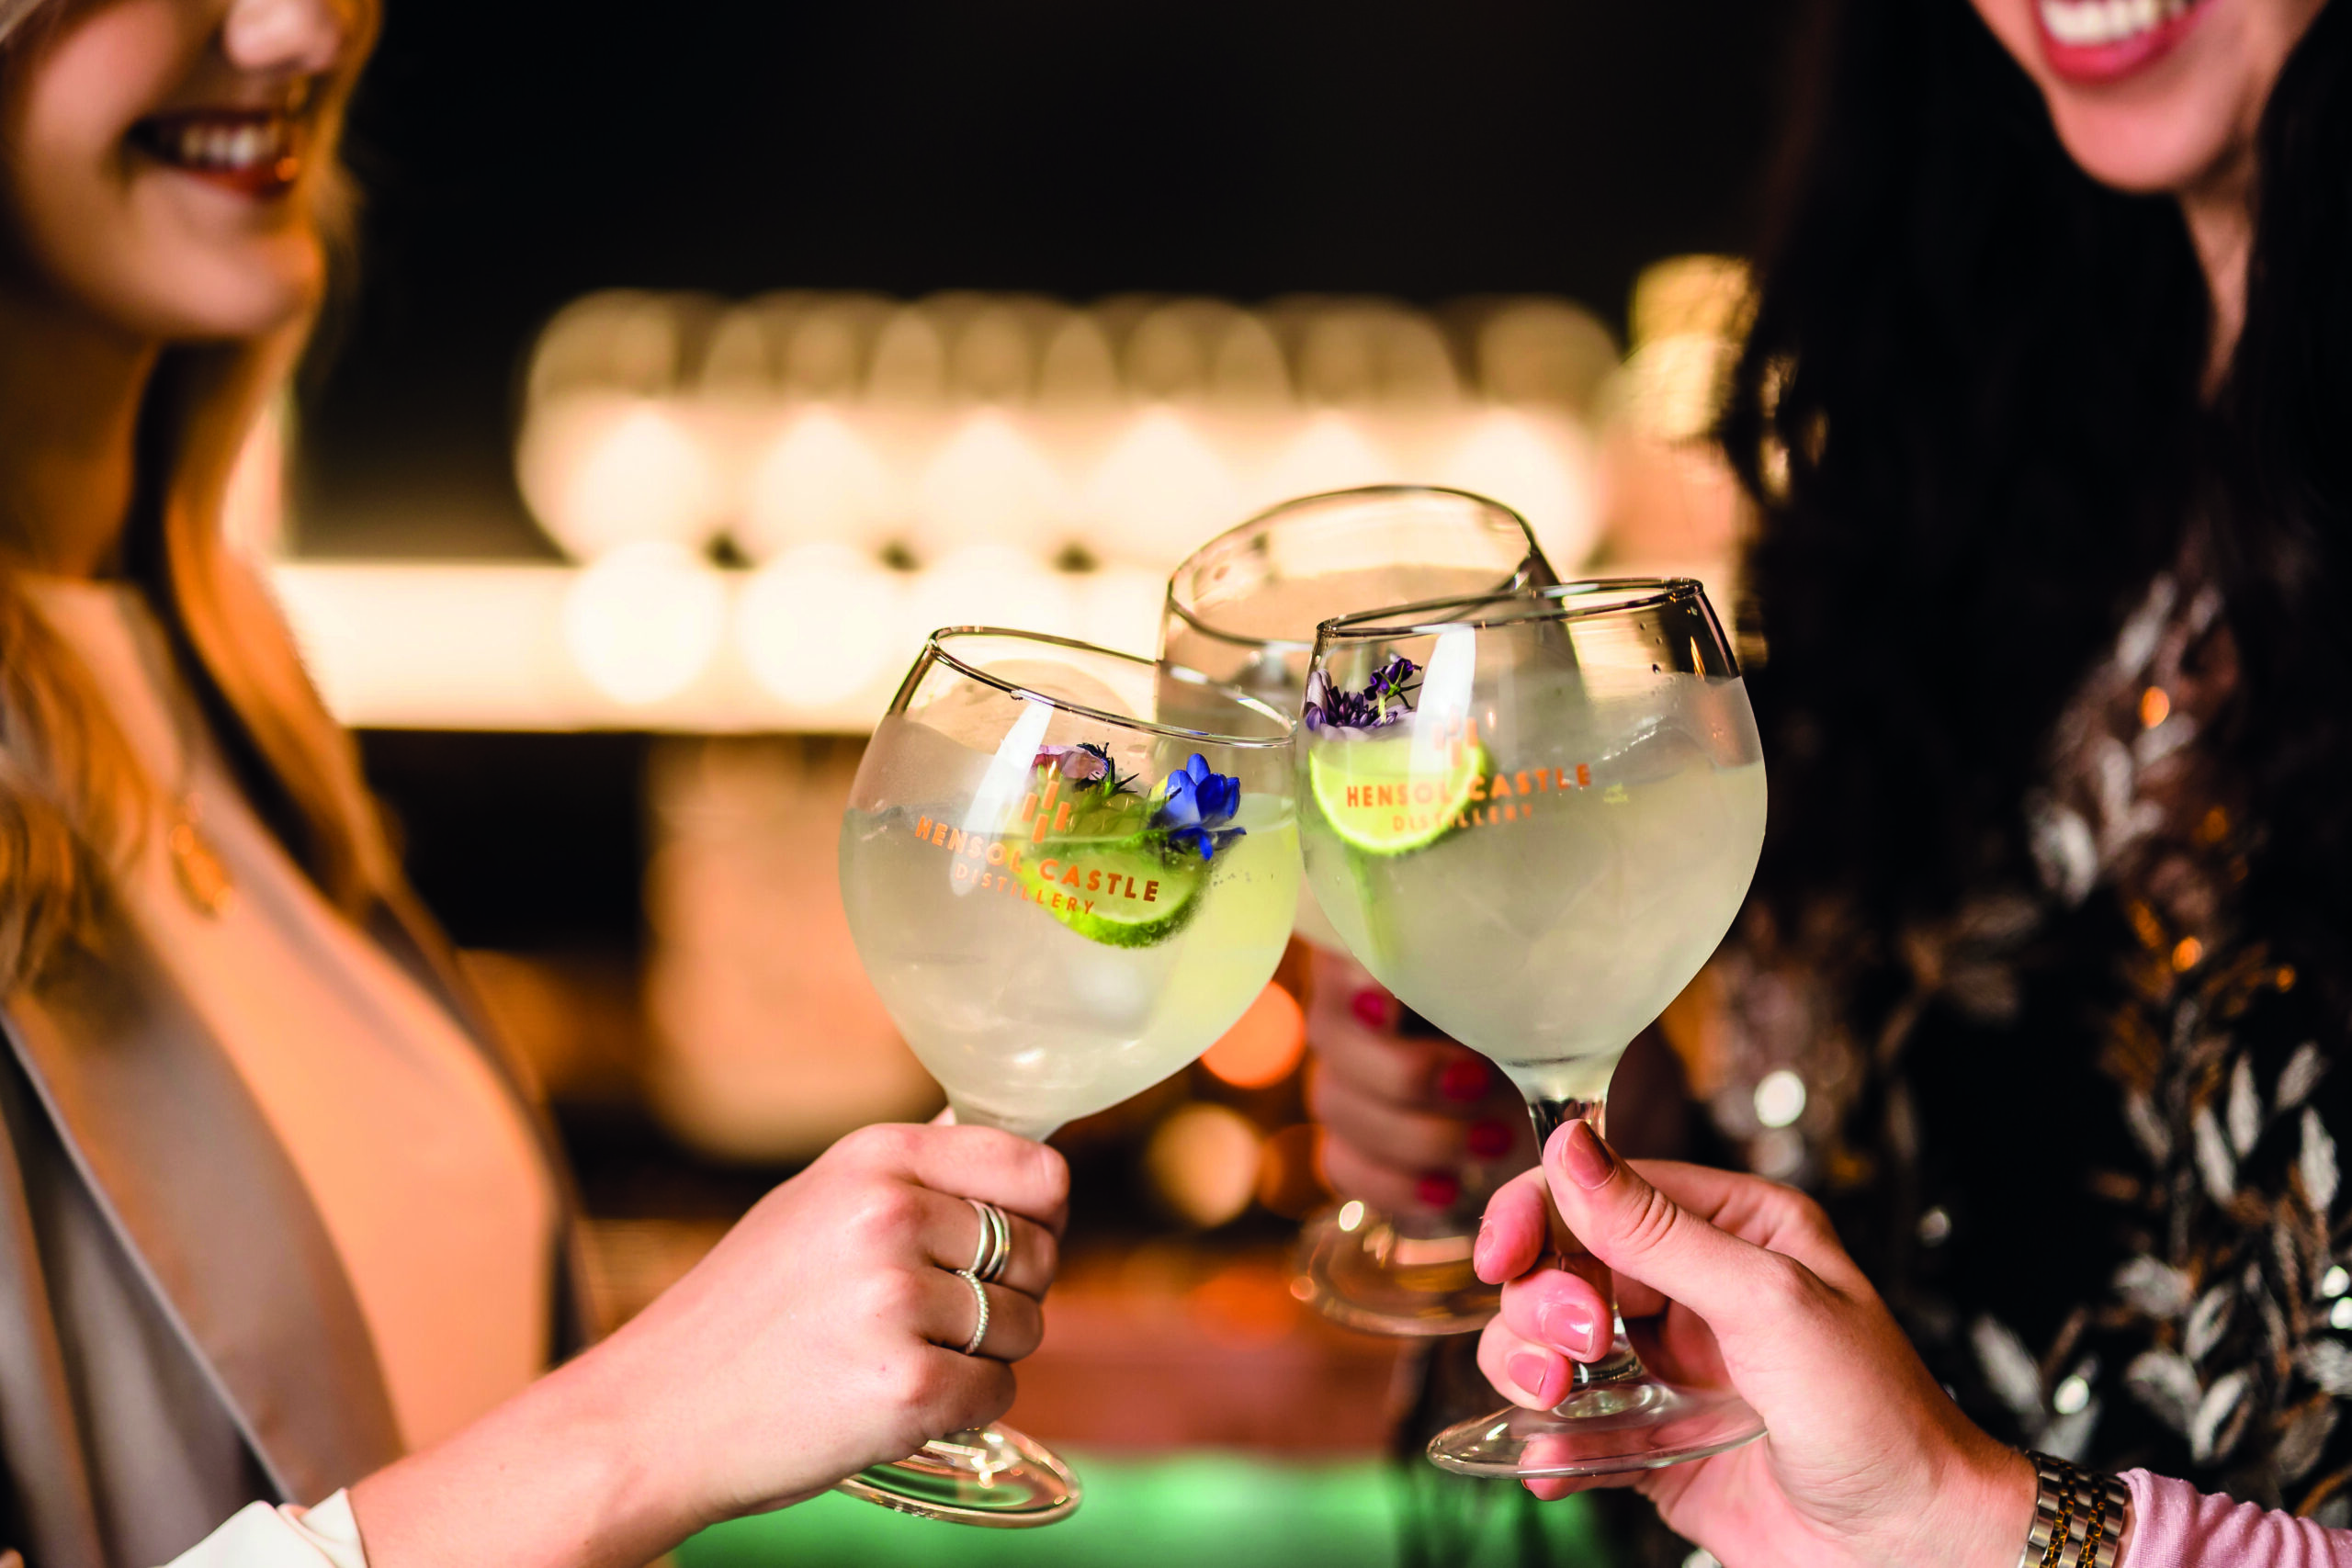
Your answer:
[1676,536,2352,1517]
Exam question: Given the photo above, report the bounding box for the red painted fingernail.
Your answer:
[1466,1119,1514,1157]
[1559,1122,1613,1190]
[1507,1351,1554,1404]
[1416,1172,1459,1208]
[1437,1058,1492,1102]
[1350,986,1396,1030]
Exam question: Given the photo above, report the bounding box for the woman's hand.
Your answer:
[1472,1122,2036,1568]
[352,1122,1069,1568]
[1305,946,1533,1213]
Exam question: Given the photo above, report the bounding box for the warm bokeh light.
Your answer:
[521,396,723,559]
[1200,982,1306,1089]
[1078,565,1167,659]
[294,283,1761,733]
[562,541,729,705]
[1260,412,1397,505]
[515,288,1614,580]
[913,411,1067,560]
[739,406,898,559]
[1083,408,1240,566]
[904,545,1080,643]
[274,563,582,730]
[1596,255,1757,625]
[1441,408,1598,570]
[737,544,901,709]
[1145,1103,1266,1228]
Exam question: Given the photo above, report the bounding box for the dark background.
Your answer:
[298,0,1808,561]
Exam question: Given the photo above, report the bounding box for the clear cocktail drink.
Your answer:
[1299,671,1763,1107]
[844,717,1296,1138]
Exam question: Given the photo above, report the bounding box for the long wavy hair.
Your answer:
[1720,0,2352,996]
[0,3,396,989]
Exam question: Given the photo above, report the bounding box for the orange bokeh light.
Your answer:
[1200,981,1306,1089]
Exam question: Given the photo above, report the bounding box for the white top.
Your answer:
[165,1496,368,1568]
[27,580,556,1473]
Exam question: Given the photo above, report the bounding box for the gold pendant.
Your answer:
[167,808,234,917]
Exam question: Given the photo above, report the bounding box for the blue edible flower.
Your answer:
[1153,752,1248,861]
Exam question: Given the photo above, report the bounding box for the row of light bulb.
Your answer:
[521,395,1601,580]
[514,289,1617,578]
[566,540,1166,710]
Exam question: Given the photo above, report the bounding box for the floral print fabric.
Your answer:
[1684,533,2352,1517]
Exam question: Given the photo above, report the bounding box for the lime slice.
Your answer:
[1012,777,1206,948]
[1017,831,1203,947]
[1308,736,1489,855]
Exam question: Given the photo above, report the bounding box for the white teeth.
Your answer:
[2039,0,2189,47]
[155,115,289,173]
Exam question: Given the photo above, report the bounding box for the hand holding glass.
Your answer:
[1295,581,1767,1476]
[838,628,1296,1521]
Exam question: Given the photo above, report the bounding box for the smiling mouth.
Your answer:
[130,109,304,198]
[2035,0,2215,83]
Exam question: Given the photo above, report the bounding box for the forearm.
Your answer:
[348,1337,695,1568]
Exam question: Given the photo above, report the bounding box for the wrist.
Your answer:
[1945,1439,2040,1568]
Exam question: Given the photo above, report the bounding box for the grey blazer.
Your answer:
[0,893,594,1568]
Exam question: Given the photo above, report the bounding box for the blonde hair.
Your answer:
[0,6,397,989]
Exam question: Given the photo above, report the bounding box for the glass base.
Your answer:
[1427,1379,1765,1478]
[1294,1203,1499,1337]
[833,1425,1080,1527]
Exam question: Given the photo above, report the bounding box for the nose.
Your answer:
[220,0,356,77]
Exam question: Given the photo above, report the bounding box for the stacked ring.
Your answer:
[966,1197,1012,1284]
[956,1269,992,1357]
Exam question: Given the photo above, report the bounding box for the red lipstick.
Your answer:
[2035,0,2216,85]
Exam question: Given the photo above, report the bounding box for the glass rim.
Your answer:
[1161,484,1544,656]
[917,626,1295,748]
[1312,578,1713,643]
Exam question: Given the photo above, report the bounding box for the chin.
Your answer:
[2041,102,2242,193]
[1973,0,2323,199]
[116,237,323,344]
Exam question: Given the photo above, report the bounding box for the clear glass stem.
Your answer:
[1523,1091,1646,1395]
[1390,1206,1476,1243]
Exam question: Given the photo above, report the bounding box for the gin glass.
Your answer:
[838,627,1297,1521]
[1160,485,1552,1336]
[1297,581,1767,1476]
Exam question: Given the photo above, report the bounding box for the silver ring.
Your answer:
[966,1197,1012,1284]
[956,1269,991,1357]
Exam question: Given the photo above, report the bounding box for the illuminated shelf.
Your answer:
[279,271,1758,735]
[272,555,1165,733]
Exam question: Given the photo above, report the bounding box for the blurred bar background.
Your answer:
[261,2,1803,1560]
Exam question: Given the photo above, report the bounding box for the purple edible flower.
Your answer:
[1153,752,1247,861]
[1301,654,1422,736]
